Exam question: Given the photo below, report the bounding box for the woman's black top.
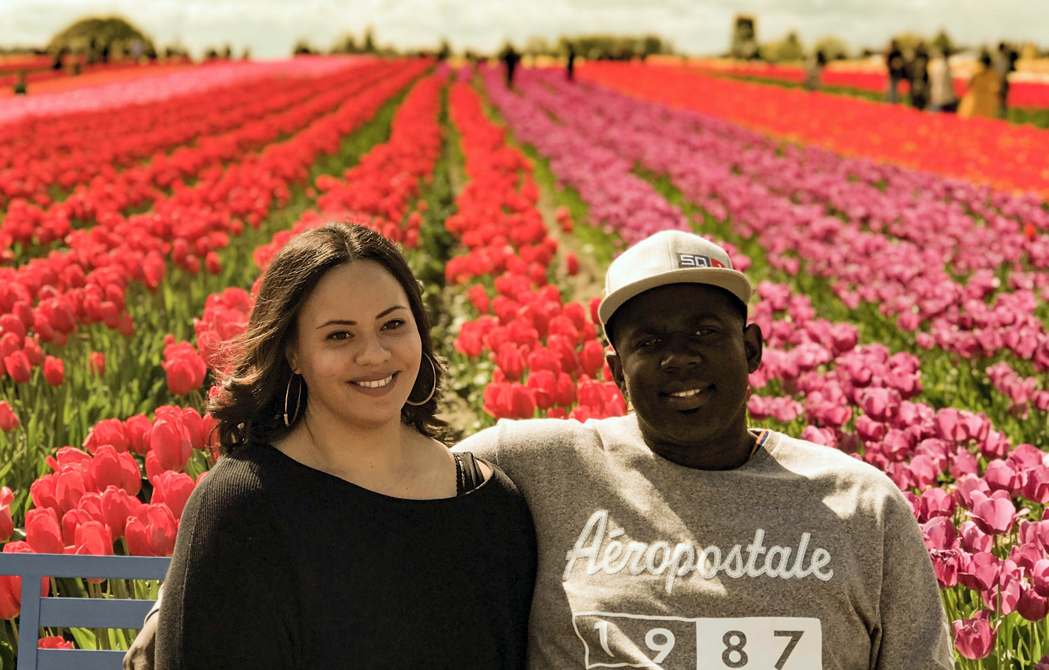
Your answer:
[156,444,537,670]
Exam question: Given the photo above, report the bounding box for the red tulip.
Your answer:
[150,418,193,473]
[151,470,196,519]
[74,520,114,556]
[124,414,154,456]
[0,402,18,432]
[952,610,997,660]
[0,541,48,619]
[83,417,130,454]
[25,507,65,554]
[4,351,31,384]
[125,503,178,557]
[493,343,527,382]
[0,487,13,542]
[101,486,143,539]
[38,636,73,650]
[42,355,64,386]
[89,351,105,376]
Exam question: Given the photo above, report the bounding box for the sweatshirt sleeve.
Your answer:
[872,490,954,669]
[452,423,504,466]
[156,468,297,670]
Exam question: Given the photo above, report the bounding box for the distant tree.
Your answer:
[437,38,452,60]
[814,35,849,60]
[889,32,924,55]
[292,40,316,55]
[363,28,376,53]
[240,47,252,61]
[931,30,955,56]
[331,34,358,54]
[48,16,154,62]
[761,31,804,62]
[204,46,220,60]
[221,44,232,59]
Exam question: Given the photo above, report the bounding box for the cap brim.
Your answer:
[598,268,752,325]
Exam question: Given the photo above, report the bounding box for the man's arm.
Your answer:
[873,492,954,669]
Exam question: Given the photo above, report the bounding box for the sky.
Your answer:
[1,0,1045,59]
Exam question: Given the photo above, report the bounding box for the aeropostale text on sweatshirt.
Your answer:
[564,510,835,594]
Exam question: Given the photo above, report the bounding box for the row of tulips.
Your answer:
[0,56,356,126]
[0,60,426,374]
[2,59,400,255]
[0,61,428,490]
[444,78,626,422]
[0,57,370,208]
[484,68,1048,435]
[478,67,1049,665]
[0,71,445,656]
[580,61,1049,198]
[196,74,444,390]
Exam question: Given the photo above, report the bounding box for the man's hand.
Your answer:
[123,612,158,670]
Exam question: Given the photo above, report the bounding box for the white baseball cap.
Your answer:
[598,231,752,327]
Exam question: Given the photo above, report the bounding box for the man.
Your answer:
[126,231,952,669]
[456,231,952,669]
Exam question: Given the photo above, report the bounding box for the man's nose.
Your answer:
[660,337,702,370]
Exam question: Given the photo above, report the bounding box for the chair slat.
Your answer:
[37,649,127,670]
[0,553,170,580]
[39,597,157,629]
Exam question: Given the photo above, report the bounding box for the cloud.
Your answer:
[1,0,1044,57]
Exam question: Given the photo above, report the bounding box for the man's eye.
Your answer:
[637,337,660,348]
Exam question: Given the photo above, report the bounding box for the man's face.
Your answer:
[606,283,762,460]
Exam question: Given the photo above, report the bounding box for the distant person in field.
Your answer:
[908,42,931,110]
[566,43,576,82]
[502,45,521,88]
[885,40,906,103]
[958,51,1000,119]
[995,41,1019,117]
[803,50,825,91]
[927,47,958,113]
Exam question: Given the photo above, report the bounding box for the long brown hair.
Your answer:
[209,223,446,454]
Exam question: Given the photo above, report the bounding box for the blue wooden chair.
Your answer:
[0,553,170,670]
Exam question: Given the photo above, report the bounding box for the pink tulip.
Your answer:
[952,610,997,660]
[1019,582,1049,622]
[958,551,1000,593]
[969,491,1018,535]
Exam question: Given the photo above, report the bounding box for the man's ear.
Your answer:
[606,349,627,397]
[743,323,763,374]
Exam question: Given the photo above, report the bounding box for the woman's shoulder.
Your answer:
[192,444,288,511]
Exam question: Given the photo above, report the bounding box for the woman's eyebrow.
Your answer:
[315,305,408,329]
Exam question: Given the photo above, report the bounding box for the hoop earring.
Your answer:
[284,374,303,427]
[405,352,437,407]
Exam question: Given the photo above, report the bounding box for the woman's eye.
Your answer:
[327,331,351,341]
[383,319,406,330]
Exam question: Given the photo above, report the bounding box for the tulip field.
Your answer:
[0,55,1047,667]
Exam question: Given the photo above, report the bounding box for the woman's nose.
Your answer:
[355,334,392,365]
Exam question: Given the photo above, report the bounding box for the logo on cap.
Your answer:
[678,253,728,269]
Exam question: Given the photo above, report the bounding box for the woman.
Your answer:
[144,223,536,669]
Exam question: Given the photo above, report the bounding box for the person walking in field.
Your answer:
[885,40,906,103]
[994,42,1019,118]
[928,46,959,112]
[958,51,1000,119]
[803,50,825,91]
[908,42,931,110]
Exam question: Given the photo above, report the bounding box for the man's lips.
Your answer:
[661,382,711,410]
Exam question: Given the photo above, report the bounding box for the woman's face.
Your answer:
[287,260,423,431]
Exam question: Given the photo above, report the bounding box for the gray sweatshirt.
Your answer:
[455,414,953,670]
